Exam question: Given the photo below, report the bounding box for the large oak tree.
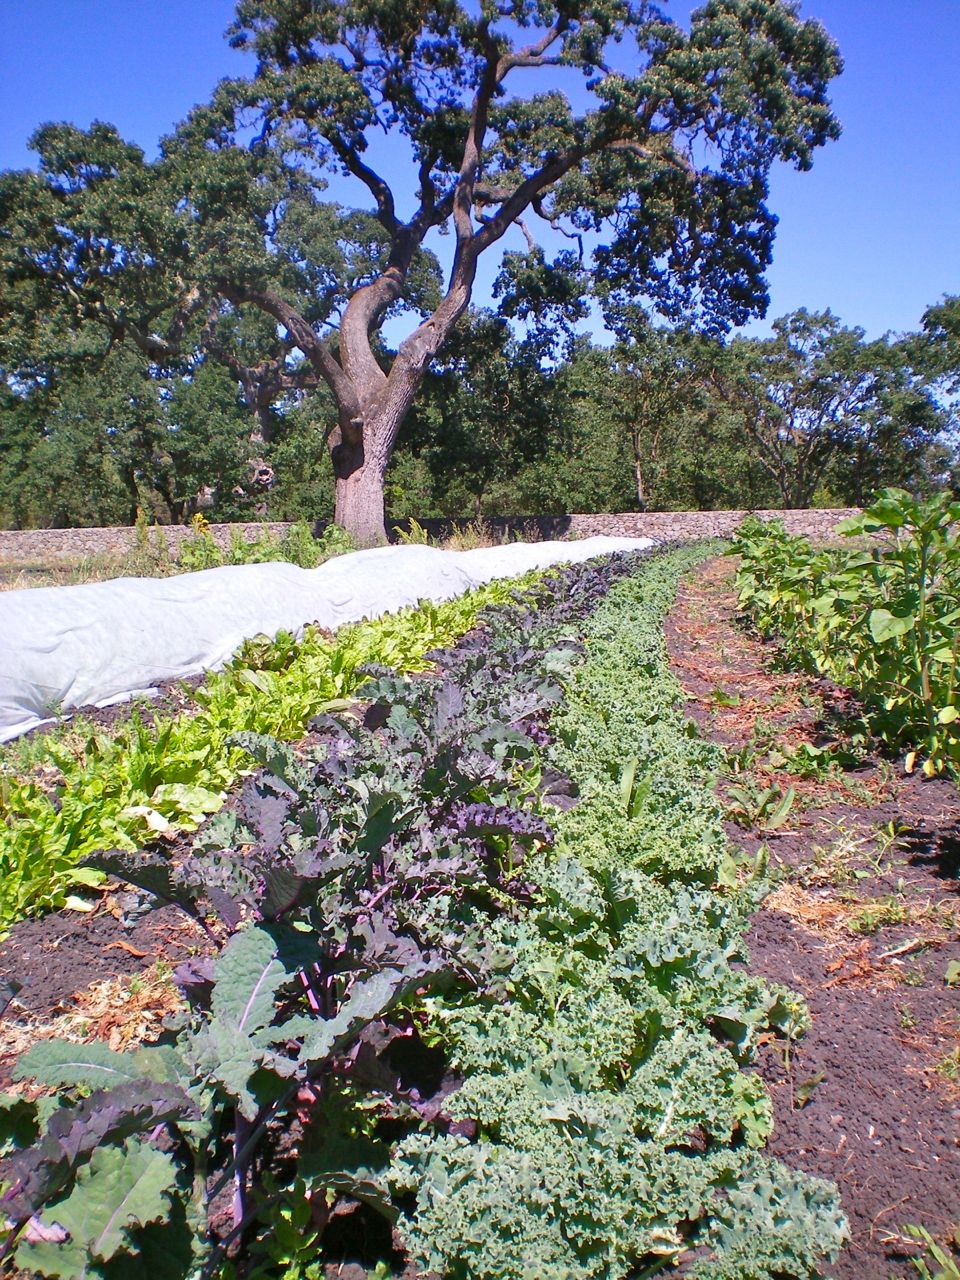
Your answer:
[1,0,842,543]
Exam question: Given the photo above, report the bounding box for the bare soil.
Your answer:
[667,555,960,1280]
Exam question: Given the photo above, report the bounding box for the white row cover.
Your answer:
[0,536,655,743]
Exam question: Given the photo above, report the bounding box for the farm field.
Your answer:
[2,0,958,1270]
[0,526,956,1278]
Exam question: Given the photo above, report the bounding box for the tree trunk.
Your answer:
[332,433,389,546]
[632,427,647,511]
[334,464,388,546]
[330,333,451,545]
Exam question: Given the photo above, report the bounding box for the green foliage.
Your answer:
[0,347,268,531]
[0,554,609,1276]
[901,1224,960,1280]
[392,516,431,545]
[401,309,565,518]
[1,549,845,1279]
[15,1139,179,1277]
[0,574,530,929]
[247,1178,323,1280]
[709,310,953,510]
[916,295,960,398]
[689,1155,849,1280]
[548,548,731,884]
[553,326,779,515]
[176,516,354,572]
[391,546,843,1279]
[725,781,797,831]
[732,489,960,776]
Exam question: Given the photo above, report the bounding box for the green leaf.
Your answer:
[66,867,107,888]
[764,786,796,831]
[191,926,306,1118]
[18,1139,177,1273]
[295,971,408,1066]
[619,756,638,814]
[17,1043,142,1092]
[0,1092,39,1157]
[834,514,866,536]
[793,1072,824,1109]
[945,961,960,988]
[861,492,912,529]
[619,757,651,819]
[212,926,291,1036]
[149,783,223,817]
[237,668,276,696]
[15,1042,181,1093]
[868,608,915,643]
[118,805,171,834]
[937,706,959,725]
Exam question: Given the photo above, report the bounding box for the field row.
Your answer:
[0,548,846,1279]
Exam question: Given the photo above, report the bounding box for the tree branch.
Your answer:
[451,22,502,248]
[606,138,697,180]
[498,18,570,74]
[532,196,584,259]
[472,145,586,253]
[218,281,358,417]
[327,137,399,235]
[516,218,538,252]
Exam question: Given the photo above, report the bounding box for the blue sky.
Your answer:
[2,0,958,342]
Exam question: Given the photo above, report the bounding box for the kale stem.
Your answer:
[232,1112,253,1230]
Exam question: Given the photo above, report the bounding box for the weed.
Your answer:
[799,824,873,888]
[708,687,741,710]
[896,1224,960,1279]
[394,517,432,545]
[899,965,930,987]
[725,780,796,831]
[897,1004,919,1030]
[444,517,500,550]
[848,895,910,934]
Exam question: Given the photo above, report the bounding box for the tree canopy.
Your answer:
[704,310,952,508]
[0,0,843,541]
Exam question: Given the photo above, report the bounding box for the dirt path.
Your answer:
[667,555,960,1280]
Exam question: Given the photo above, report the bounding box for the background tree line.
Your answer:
[1,295,956,530]
[0,0,956,533]
[0,0,857,540]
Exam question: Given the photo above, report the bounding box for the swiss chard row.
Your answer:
[0,548,846,1279]
[731,488,960,777]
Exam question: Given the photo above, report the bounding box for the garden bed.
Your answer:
[0,545,955,1277]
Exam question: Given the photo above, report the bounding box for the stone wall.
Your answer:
[0,509,859,565]
[398,509,860,544]
[0,522,297,565]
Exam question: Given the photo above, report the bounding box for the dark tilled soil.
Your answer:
[0,901,202,1019]
[668,556,960,1280]
[0,894,209,1089]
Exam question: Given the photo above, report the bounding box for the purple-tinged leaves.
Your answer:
[0,1082,196,1223]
